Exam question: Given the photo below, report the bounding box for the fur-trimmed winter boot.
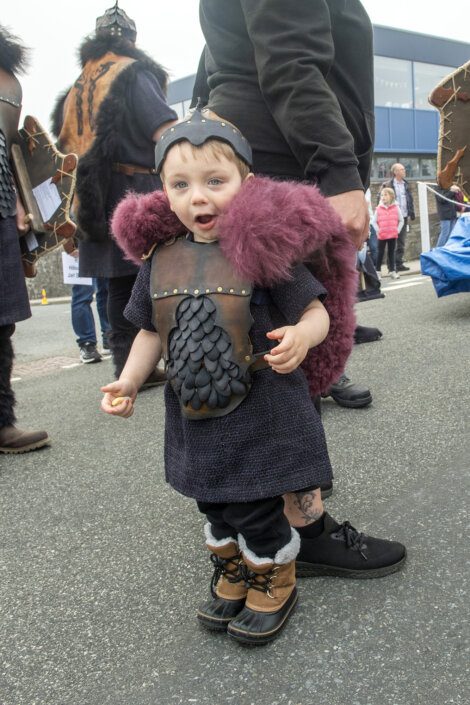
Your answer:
[227,531,300,645]
[197,531,247,632]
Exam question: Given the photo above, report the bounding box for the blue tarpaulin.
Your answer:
[420,215,470,297]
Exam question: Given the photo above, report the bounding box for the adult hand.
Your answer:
[327,190,369,250]
[15,194,31,235]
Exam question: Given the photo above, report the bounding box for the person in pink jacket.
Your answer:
[372,188,404,280]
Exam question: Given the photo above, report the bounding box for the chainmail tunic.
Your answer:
[125,253,332,503]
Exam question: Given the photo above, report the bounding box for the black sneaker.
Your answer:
[354,325,383,345]
[396,264,410,272]
[79,342,102,364]
[296,512,406,579]
[322,374,372,408]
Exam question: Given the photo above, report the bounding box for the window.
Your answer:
[420,158,437,179]
[374,56,413,109]
[413,62,455,110]
[371,155,437,181]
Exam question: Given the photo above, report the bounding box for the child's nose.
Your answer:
[191,187,208,204]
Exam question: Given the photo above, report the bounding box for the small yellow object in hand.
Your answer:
[111,396,131,407]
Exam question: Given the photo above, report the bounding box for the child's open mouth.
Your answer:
[195,214,217,230]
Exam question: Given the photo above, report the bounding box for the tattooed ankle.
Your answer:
[293,491,323,525]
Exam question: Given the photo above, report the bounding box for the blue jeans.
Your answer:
[368,224,378,267]
[437,219,457,248]
[71,278,110,346]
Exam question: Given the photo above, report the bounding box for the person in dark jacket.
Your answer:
[50,4,177,380]
[381,163,416,270]
[435,184,463,247]
[193,0,379,410]
[191,0,406,579]
[0,25,49,454]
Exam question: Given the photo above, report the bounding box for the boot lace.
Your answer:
[332,521,368,560]
[239,562,279,599]
[209,552,243,598]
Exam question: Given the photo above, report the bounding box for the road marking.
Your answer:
[382,280,429,291]
[62,363,81,369]
[11,377,21,382]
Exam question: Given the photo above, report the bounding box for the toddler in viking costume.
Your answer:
[102,109,399,644]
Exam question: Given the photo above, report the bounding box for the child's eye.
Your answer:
[173,181,187,190]
[208,178,223,186]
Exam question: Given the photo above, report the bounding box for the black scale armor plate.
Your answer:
[151,237,256,420]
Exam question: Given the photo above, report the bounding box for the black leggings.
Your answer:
[198,496,293,560]
[376,238,397,272]
[0,324,16,428]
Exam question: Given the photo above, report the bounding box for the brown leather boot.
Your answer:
[0,425,49,454]
[197,540,247,632]
[227,557,298,645]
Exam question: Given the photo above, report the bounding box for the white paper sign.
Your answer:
[25,231,39,252]
[32,177,62,222]
[61,252,93,286]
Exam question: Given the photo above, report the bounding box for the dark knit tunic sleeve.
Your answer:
[124,259,156,332]
[269,263,327,323]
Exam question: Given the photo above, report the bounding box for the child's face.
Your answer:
[163,142,245,243]
[381,191,392,205]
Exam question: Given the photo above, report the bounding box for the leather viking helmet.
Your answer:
[155,102,253,174]
[95,2,137,42]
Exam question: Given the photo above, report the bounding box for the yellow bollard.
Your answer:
[41,288,48,305]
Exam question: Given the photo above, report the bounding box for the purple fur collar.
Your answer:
[111,176,358,394]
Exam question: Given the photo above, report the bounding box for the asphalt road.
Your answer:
[1,273,469,705]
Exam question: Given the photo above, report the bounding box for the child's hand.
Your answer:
[264,325,310,374]
[101,378,137,418]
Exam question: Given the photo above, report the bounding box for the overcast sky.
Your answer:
[3,1,470,128]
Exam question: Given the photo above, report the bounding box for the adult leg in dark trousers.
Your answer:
[106,275,139,378]
[0,325,49,453]
[396,218,409,270]
[107,275,166,386]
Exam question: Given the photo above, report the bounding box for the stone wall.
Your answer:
[26,248,72,300]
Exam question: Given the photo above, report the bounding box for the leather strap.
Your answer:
[113,162,157,176]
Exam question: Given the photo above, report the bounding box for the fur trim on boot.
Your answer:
[238,528,300,566]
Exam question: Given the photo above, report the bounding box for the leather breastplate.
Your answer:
[151,237,256,420]
[58,52,135,156]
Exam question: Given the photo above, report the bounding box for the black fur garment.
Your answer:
[0,24,28,75]
[50,35,169,243]
[0,327,16,427]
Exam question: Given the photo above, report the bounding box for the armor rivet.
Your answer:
[170,128,175,131]
[217,287,223,292]
[153,293,158,299]
[229,288,234,293]
[194,289,199,295]
[201,119,206,122]
[184,289,188,293]
[221,122,226,126]
[164,291,168,295]
[173,288,178,294]
[206,289,210,293]
[241,289,246,294]
[245,355,251,362]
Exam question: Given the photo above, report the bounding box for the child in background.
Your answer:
[373,187,404,279]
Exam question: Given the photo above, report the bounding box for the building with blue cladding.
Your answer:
[167,26,470,182]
